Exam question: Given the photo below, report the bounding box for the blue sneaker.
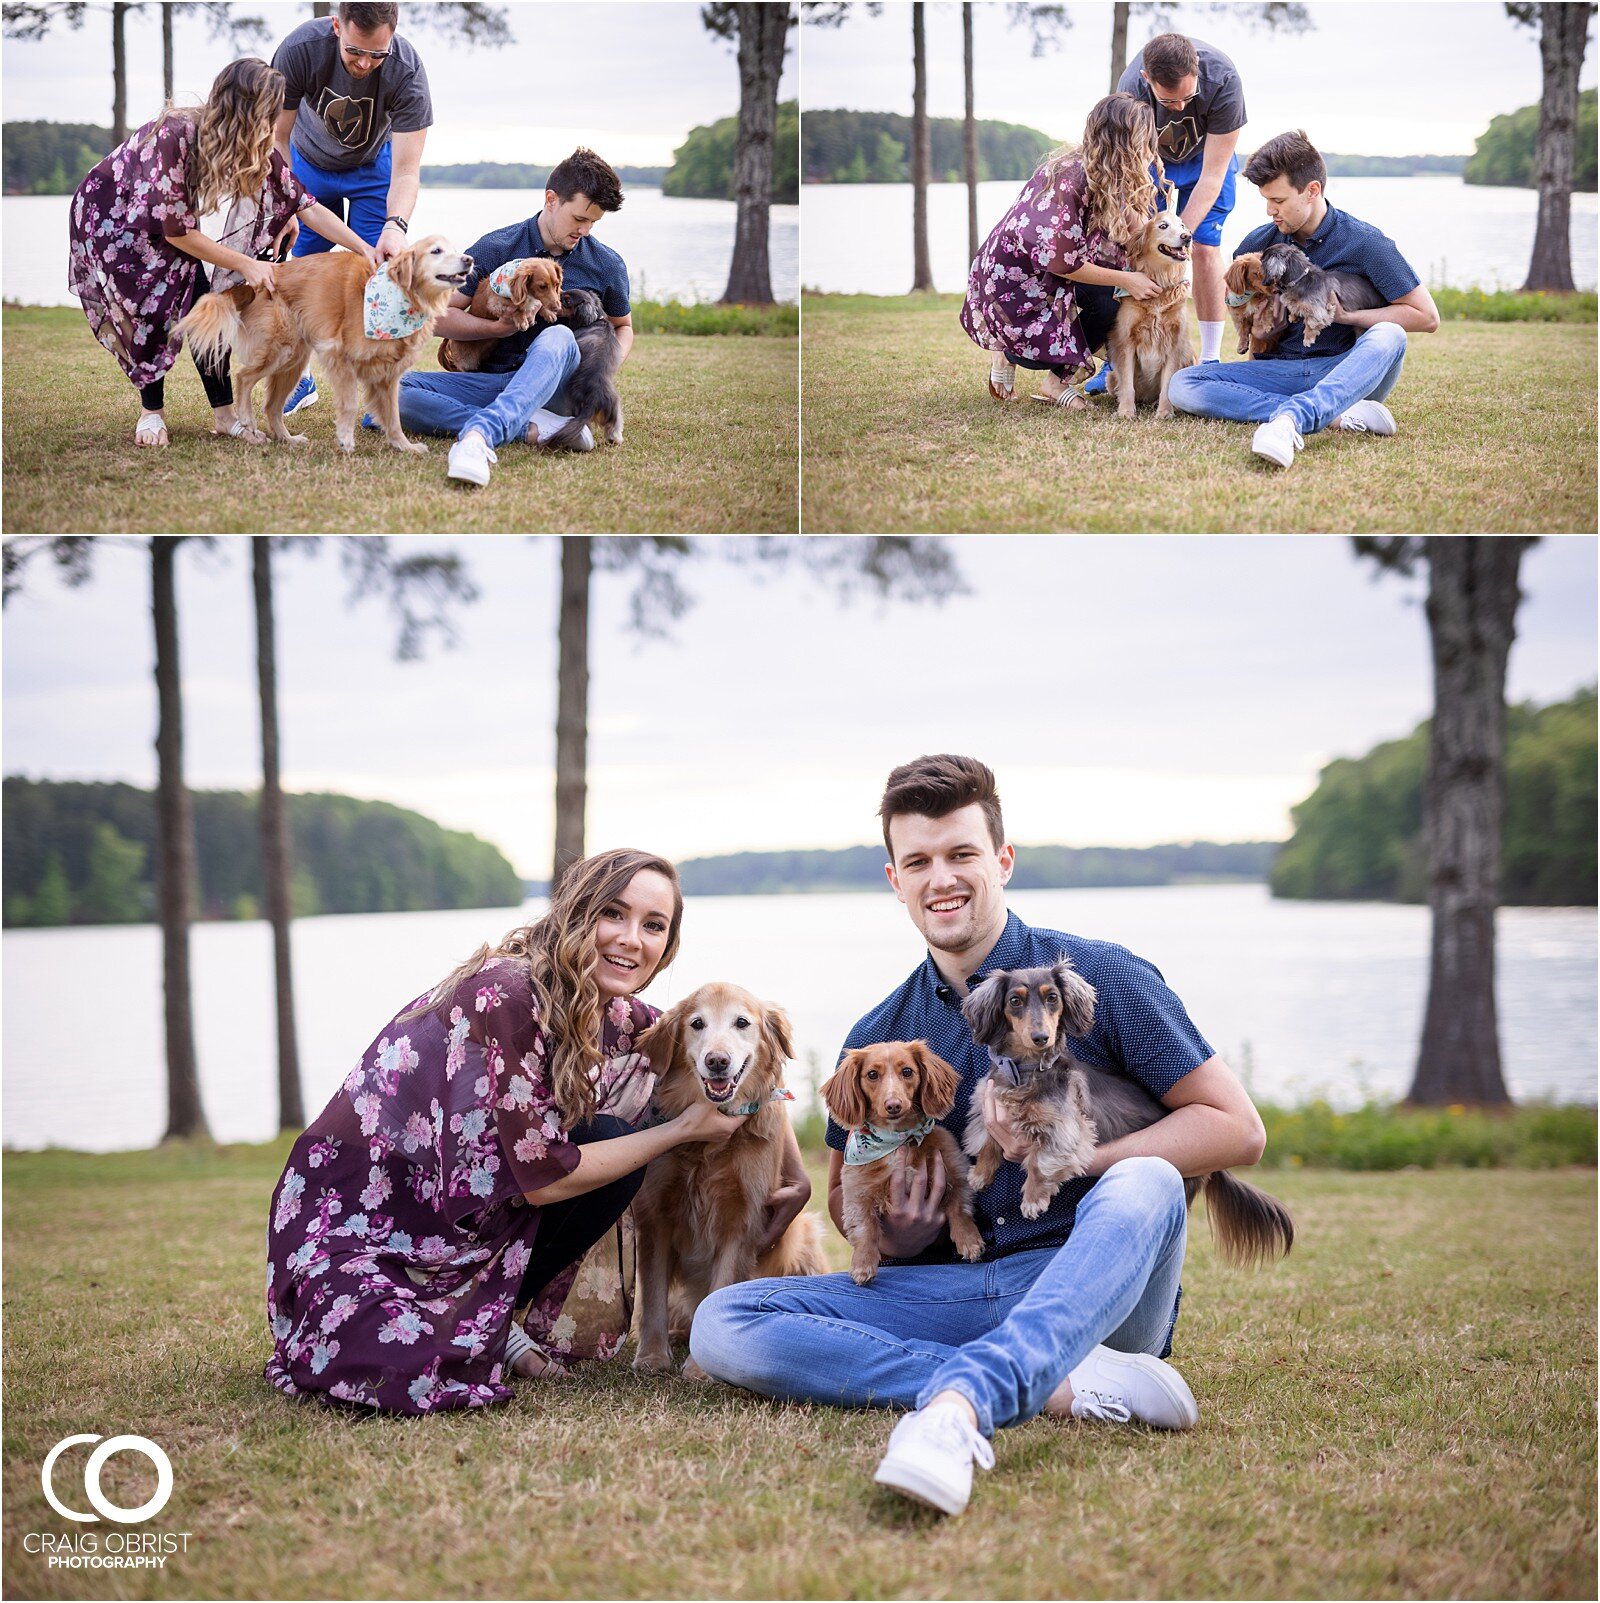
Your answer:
[1083,364,1110,396]
[360,412,378,430]
[283,374,318,415]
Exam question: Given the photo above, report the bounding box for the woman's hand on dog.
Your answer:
[755,1179,809,1254]
[877,1147,949,1258]
[669,1099,751,1146]
[977,1080,1031,1163]
[1121,271,1161,302]
[238,257,277,297]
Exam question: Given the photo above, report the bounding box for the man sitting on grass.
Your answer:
[690,753,1273,1518]
[1168,129,1439,469]
[375,147,633,489]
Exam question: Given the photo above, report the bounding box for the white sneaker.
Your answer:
[1335,399,1397,435]
[447,431,497,486]
[1066,1345,1199,1430]
[1251,412,1304,468]
[872,1402,995,1517]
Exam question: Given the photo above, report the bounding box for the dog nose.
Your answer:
[884,1101,904,1116]
[461,253,474,270]
[1031,1032,1051,1047]
[704,1051,731,1073]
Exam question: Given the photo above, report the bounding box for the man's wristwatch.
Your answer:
[383,215,409,234]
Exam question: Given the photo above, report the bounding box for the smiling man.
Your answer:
[690,753,1272,1518]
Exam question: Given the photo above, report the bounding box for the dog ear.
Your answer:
[760,1003,795,1068]
[635,1001,687,1082]
[960,971,1009,1049]
[1053,961,1098,1039]
[552,262,564,291]
[910,1043,960,1119]
[820,1052,870,1129]
[387,246,417,295]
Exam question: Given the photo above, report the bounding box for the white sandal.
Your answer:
[503,1319,568,1380]
[134,412,168,448]
[212,419,254,439]
[1030,384,1089,413]
[987,352,1016,402]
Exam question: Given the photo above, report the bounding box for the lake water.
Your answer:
[3,884,1593,1152]
[1,186,800,307]
[800,176,1600,295]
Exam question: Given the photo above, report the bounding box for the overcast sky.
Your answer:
[3,535,1594,879]
[801,1,1598,158]
[1,0,795,167]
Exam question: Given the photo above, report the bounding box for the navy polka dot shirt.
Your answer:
[826,909,1214,1262]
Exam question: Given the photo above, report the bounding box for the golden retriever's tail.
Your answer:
[1202,1170,1294,1266]
[172,287,252,372]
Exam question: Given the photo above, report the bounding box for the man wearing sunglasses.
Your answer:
[271,1,433,413]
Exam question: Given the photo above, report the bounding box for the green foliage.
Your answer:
[663,100,798,204]
[1271,687,1598,904]
[1465,88,1597,191]
[802,109,1053,185]
[419,162,668,191]
[1256,1098,1598,1170]
[0,119,112,194]
[1318,152,1467,177]
[676,841,1278,895]
[629,296,797,335]
[0,779,524,927]
[1431,285,1598,322]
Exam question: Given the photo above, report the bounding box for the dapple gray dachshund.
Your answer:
[961,961,1294,1264]
[1259,241,1386,349]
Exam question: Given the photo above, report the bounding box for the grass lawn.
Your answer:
[1,306,797,535]
[799,294,1598,534]
[3,1141,1593,1599]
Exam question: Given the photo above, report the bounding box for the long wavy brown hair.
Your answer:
[419,849,683,1128]
[149,57,283,215]
[1045,92,1162,249]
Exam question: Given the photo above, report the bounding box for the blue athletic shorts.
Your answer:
[1152,150,1237,248]
[288,141,392,255]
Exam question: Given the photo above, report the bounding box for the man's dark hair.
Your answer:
[1141,32,1199,88]
[338,3,399,33]
[1243,129,1327,194]
[548,147,624,212]
[879,755,1005,857]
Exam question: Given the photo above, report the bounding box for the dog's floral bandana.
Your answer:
[487,258,540,299]
[363,263,428,340]
[843,1117,936,1166]
[723,1085,795,1119]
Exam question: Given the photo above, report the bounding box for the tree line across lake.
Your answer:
[2,780,521,928]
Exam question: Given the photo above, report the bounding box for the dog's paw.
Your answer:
[1020,1188,1057,1220]
[955,1235,984,1263]
[282,433,311,448]
[632,1347,674,1374]
[681,1355,710,1382]
[390,439,428,455]
[850,1264,879,1285]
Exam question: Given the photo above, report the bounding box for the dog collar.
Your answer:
[487,258,532,299]
[987,1052,1027,1088]
[1226,288,1257,307]
[723,1086,795,1119]
[363,265,428,341]
[843,1118,936,1166]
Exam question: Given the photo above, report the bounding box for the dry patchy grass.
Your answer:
[799,294,1598,535]
[1,307,797,535]
[2,1144,1593,1599]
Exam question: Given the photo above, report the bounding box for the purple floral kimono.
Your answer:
[68,117,314,389]
[959,156,1128,376]
[265,959,655,1415]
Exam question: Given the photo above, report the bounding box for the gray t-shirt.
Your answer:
[1117,38,1245,167]
[272,17,433,173]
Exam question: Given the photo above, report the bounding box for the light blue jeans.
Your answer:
[1168,322,1408,435]
[689,1155,1189,1438]
[392,325,580,449]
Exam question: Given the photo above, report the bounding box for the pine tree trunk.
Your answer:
[1521,1,1588,292]
[1110,2,1131,93]
[552,538,592,892]
[911,3,933,291]
[963,3,978,267]
[112,2,130,144]
[1407,538,1529,1107]
[720,2,789,305]
[253,539,303,1131]
[162,2,174,106]
[152,538,208,1140]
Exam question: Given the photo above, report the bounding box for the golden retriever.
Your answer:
[1106,184,1196,419]
[174,236,471,453]
[438,256,563,373]
[1224,251,1290,357]
[822,1041,983,1284]
[632,983,827,1376]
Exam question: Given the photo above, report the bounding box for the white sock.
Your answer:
[1199,321,1224,363]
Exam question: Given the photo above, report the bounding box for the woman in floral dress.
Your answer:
[266,848,810,1415]
[960,93,1167,412]
[68,56,373,448]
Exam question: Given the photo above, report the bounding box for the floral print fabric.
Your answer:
[959,156,1127,375]
[265,958,654,1414]
[68,117,313,388]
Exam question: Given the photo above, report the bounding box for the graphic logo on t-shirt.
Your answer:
[316,88,372,149]
[1156,113,1201,164]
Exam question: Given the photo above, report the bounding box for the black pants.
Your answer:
[1009,283,1121,378]
[139,264,233,412]
[516,1113,643,1306]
